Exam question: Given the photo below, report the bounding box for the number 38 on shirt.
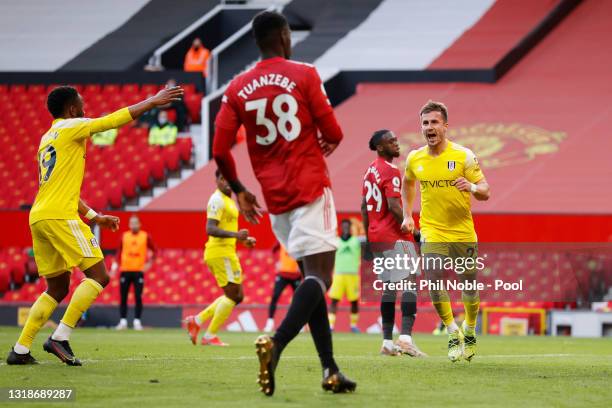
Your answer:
[245,94,301,145]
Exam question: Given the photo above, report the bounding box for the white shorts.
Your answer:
[373,240,420,283]
[270,187,338,260]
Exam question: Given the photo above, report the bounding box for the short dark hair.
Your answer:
[252,10,288,48]
[420,100,448,122]
[369,129,390,151]
[47,86,79,118]
[341,219,351,225]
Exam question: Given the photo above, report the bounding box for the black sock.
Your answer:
[381,289,396,340]
[273,278,323,354]
[401,291,417,336]
[308,294,339,375]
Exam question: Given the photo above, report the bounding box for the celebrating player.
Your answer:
[184,170,256,346]
[7,84,183,365]
[213,10,356,396]
[362,129,425,357]
[402,101,490,362]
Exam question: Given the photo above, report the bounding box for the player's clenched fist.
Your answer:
[400,216,415,234]
[454,177,472,192]
[95,214,120,232]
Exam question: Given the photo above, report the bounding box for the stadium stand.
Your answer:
[0,0,149,71]
[60,0,218,71]
[2,246,610,310]
[313,0,497,71]
[286,0,384,64]
[428,0,562,69]
[0,83,199,210]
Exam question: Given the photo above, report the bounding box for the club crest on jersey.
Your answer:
[90,238,99,248]
[447,161,456,171]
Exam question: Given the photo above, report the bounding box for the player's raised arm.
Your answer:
[87,86,183,135]
[127,86,184,119]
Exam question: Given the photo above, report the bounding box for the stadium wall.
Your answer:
[2,211,611,249]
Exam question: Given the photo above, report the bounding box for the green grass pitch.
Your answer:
[1,327,611,407]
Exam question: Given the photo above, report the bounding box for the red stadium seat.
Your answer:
[83,84,102,95]
[10,84,27,94]
[177,138,193,163]
[122,83,139,94]
[150,154,166,181]
[103,84,121,95]
[106,181,123,208]
[136,162,152,190]
[163,145,181,171]
[28,84,46,94]
[185,93,202,123]
[141,84,159,96]
[122,171,138,198]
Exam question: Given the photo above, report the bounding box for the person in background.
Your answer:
[112,215,156,331]
[91,114,118,146]
[148,110,177,146]
[328,219,362,333]
[264,245,301,333]
[184,37,210,77]
[91,128,117,146]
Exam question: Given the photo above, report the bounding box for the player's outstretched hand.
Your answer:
[150,86,184,106]
[237,190,263,224]
[318,136,338,157]
[244,237,257,248]
[454,177,472,192]
[400,216,415,234]
[95,214,120,231]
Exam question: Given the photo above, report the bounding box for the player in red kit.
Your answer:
[361,130,426,358]
[212,11,356,396]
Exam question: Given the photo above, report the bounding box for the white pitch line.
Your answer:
[70,353,612,363]
[2,353,609,366]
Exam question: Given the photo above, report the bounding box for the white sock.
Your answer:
[134,319,141,324]
[382,339,394,350]
[463,322,475,333]
[398,334,412,343]
[204,332,215,339]
[195,315,203,326]
[52,322,73,341]
[118,318,127,325]
[266,318,274,326]
[446,321,459,334]
[14,343,29,354]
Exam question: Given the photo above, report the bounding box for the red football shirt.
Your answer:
[362,157,411,244]
[214,57,343,214]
